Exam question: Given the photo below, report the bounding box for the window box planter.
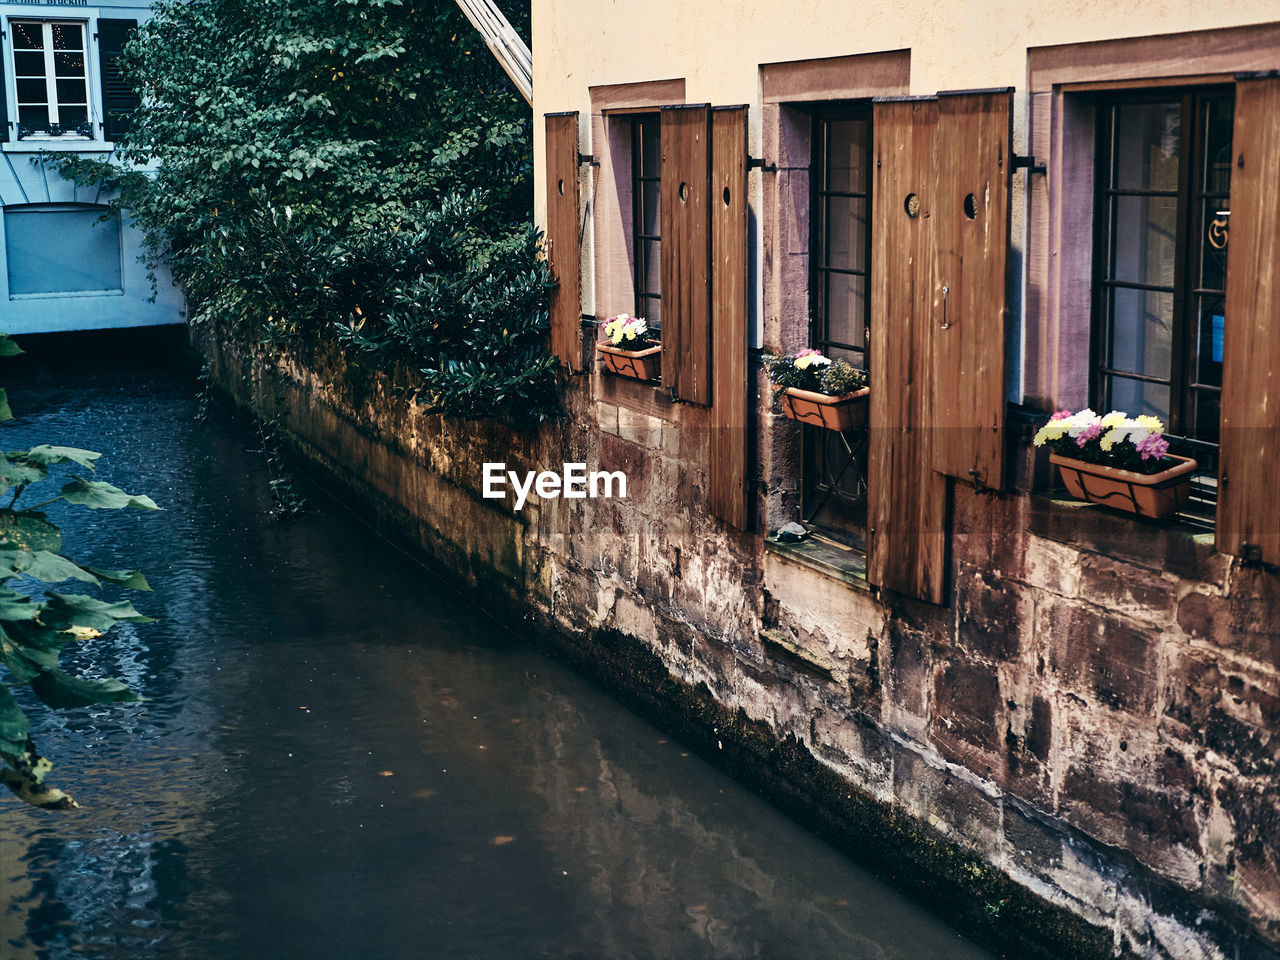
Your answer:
[1049,452,1197,519]
[780,386,870,432]
[597,342,661,381]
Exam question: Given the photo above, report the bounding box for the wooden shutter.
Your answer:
[868,98,948,604]
[97,19,140,141]
[709,105,749,529]
[1218,73,1280,565]
[544,112,583,371]
[661,104,713,406]
[931,89,1012,487]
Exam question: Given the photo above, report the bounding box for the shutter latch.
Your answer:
[748,157,777,174]
[1012,154,1045,175]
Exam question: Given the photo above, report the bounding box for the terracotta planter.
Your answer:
[597,342,661,381]
[1049,452,1198,519]
[779,386,870,431]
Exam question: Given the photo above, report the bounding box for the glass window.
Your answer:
[805,109,872,547]
[630,116,661,330]
[1094,88,1234,507]
[5,204,123,296]
[9,20,92,139]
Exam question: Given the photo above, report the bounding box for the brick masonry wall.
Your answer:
[198,326,1279,960]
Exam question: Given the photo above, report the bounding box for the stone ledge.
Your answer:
[764,533,871,590]
[1028,495,1226,585]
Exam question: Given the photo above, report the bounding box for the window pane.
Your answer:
[1110,195,1177,287]
[1113,101,1180,192]
[12,23,44,50]
[1191,389,1221,446]
[17,106,49,132]
[1108,286,1172,379]
[58,105,88,129]
[16,79,48,106]
[825,119,869,195]
[50,24,82,51]
[54,52,86,79]
[1109,376,1169,423]
[824,272,867,353]
[1201,98,1234,195]
[823,196,868,272]
[56,80,87,106]
[639,294,660,329]
[640,119,660,179]
[4,206,123,295]
[640,239,660,297]
[14,51,45,77]
[1194,296,1225,388]
[1199,198,1229,292]
[641,181,660,237]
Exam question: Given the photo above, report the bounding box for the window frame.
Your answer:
[2,9,112,148]
[627,113,661,331]
[1088,84,1235,508]
[9,18,92,140]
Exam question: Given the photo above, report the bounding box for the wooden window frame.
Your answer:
[6,18,93,141]
[627,114,662,331]
[1089,86,1234,505]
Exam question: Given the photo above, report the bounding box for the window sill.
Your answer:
[764,533,871,592]
[1028,494,1226,585]
[3,141,116,154]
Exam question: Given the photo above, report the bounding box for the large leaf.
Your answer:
[81,566,152,591]
[0,630,41,683]
[58,477,160,511]
[31,669,140,710]
[0,388,11,423]
[0,513,62,552]
[22,446,101,471]
[0,686,29,756]
[0,455,47,494]
[0,588,43,622]
[42,593,153,631]
[0,549,99,587]
[0,335,23,358]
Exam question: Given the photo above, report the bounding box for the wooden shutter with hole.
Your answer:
[97,19,139,141]
[661,104,713,406]
[710,105,749,529]
[544,112,583,371]
[1218,73,1280,565]
[868,98,948,604]
[931,89,1012,488]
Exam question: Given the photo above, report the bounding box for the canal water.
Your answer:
[0,336,993,960]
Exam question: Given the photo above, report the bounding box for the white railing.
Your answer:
[454,0,533,106]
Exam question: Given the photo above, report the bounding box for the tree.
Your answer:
[0,336,158,809]
[60,0,556,420]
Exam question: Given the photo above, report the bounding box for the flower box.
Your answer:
[1049,452,1197,519]
[597,342,661,381]
[779,386,870,432]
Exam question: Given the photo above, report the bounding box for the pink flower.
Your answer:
[1050,409,1072,421]
[1075,422,1102,446]
[796,348,823,359]
[1137,433,1169,461]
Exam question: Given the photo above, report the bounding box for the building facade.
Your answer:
[0,0,182,333]
[526,3,1280,957]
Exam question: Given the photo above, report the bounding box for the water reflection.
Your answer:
[0,344,991,959]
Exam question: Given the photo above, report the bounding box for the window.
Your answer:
[4,203,123,297]
[1092,88,1234,504]
[629,115,661,330]
[805,107,872,546]
[10,20,92,139]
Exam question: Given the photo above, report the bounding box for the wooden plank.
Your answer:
[710,106,749,530]
[931,90,1011,487]
[661,104,713,406]
[868,98,948,604]
[1217,75,1280,565]
[544,112,583,371]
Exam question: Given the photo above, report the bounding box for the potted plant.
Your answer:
[1033,408,1198,519]
[763,349,870,431]
[596,314,661,381]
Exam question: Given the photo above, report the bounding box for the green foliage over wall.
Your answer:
[59,0,556,420]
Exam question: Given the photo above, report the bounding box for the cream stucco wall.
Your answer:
[531,0,1279,389]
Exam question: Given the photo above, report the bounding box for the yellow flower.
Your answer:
[1033,420,1068,446]
[1100,428,1120,451]
[1136,415,1163,431]
[611,330,624,345]
[1101,411,1125,429]
[794,355,813,370]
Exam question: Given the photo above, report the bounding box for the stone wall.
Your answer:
[198,326,1279,960]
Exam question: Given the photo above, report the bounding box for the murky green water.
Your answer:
[0,335,994,959]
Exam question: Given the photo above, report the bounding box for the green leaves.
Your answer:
[0,513,61,552]
[0,687,30,756]
[58,477,161,511]
[31,670,142,710]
